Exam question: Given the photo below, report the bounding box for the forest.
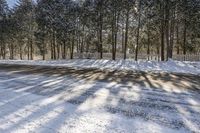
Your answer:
[0,0,200,61]
[1,1,200,132]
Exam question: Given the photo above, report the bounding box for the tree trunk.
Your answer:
[112,8,117,60]
[160,3,165,61]
[30,39,33,60]
[42,40,46,60]
[3,44,6,59]
[124,9,129,60]
[112,16,115,60]
[122,21,125,54]
[86,29,90,53]
[57,43,60,59]
[165,0,170,61]
[135,1,141,61]
[53,32,56,60]
[114,12,120,60]
[3,45,5,59]
[0,45,2,59]
[183,19,187,55]
[99,1,103,59]
[81,25,85,53]
[169,8,175,59]
[183,18,187,61]
[10,43,14,59]
[176,26,179,55]
[70,32,75,59]
[20,44,22,60]
[51,38,54,60]
[63,40,66,59]
[147,23,150,61]
[28,44,30,60]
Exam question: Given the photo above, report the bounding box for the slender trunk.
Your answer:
[122,22,125,53]
[57,42,60,59]
[42,48,45,60]
[183,19,187,55]
[86,29,90,53]
[10,43,14,59]
[28,44,30,60]
[169,8,175,59]
[70,32,75,59]
[165,0,170,61]
[30,39,33,60]
[99,13,103,59]
[1,44,5,59]
[76,23,80,53]
[42,40,45,60]
[157,44,160,61]
[160,3,165,61]
[112,8,117,60]
[99,1,103,59]
[147,23,150,61]
[30,5,34,60]
[3,44,6,59]
[114,12,120,60]
[0,33,2,59]
[135,1,141,61]
[112,17,115,60]
[124,9,129,60]
[176,20,180,55]
[63,40,66,59]
[81,25,85,53]
[51,37,53,60]
[53,32,56,60]
[0,45,2,59]
[20,44,22,60]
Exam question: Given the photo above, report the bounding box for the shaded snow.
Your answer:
[0,70,200,133]
[0,59,200,75]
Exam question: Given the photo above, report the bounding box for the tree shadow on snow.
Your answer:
[0,64,200,132]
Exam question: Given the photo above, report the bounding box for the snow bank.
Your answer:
[0,59,199,75]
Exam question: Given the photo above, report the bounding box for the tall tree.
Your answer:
[0,0,9,59]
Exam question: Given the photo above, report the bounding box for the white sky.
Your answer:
[7,0,17,7]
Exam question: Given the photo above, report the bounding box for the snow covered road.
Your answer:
[0,65,200,133]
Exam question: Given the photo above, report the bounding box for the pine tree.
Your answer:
[0,0,9,59]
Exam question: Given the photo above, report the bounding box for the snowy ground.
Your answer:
[0,66,200,133]
[0,59,199,75]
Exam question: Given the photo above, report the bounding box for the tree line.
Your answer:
[0,0,200,61]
